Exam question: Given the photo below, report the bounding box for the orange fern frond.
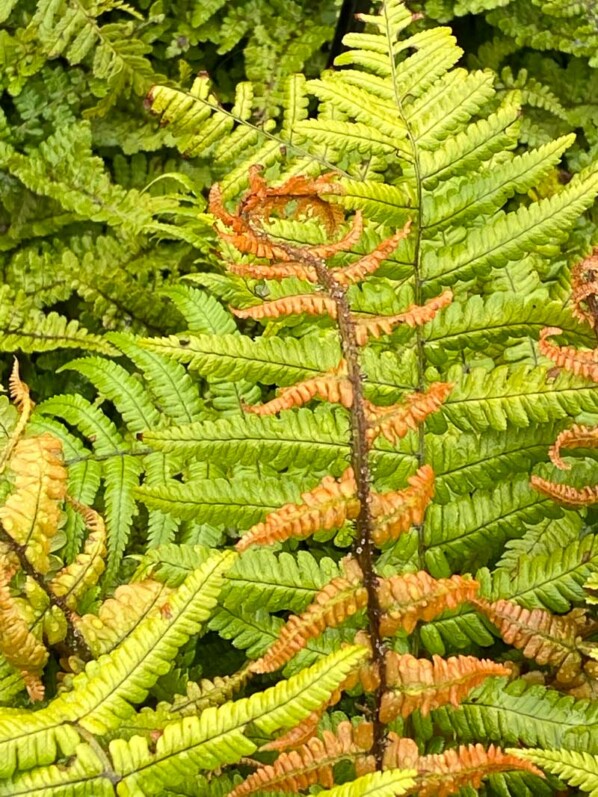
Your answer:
[208,182,247,233]
[236,468,359,552]
[261,712,323,752]
[244,364,351,415]
[539,326,598,381]
[228,722,371,797]
[251,577,368,673]
[231,294,338,321]
[380,653,509,720]
[308,211,364,258]
[354,290,453,345]
[332,223,411,285]
[365,382,452,444]
[370,465,435,545]
[416,744,544,797]
[549,423,598,470]
[378,572,479,636]
[227,260,318,283]
[218,229,295,262]
[0,559,48,701]
[474,598,586,683]
[530,473,598,506]
[571,253,598,328]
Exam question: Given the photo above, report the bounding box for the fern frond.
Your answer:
[0,434,67,574]
[231,294,338,322]
[251,577,367,673]
[0,552,232,776]
[354,291,453,345]
[110,645,367,795]
[236,468,359,552]
[371,465,435,545]
[365,383,452,444]
[316,768,417,797]
[378,572,479,636]
[443,364,598,432]
[474,598,586,682]
[539,326,598,381]
[244,363,352,415]
[509,748,598,797]
[548,423,598,470]
[228,721,371,796]
[49,501,106,610]
[417,743,544,797]
[0,559,47,702]
[531,474,598,507]
[380,652,509,720]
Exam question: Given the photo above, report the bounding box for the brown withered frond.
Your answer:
[49,501,107,610]
[382,734,421,771]
[332,223,411,285]
[474,598,586,683]
[228,721,372,797]
[571,252,598,328]
[227,260,318,283]
[0,434,68,574]
[416,743,544,797]
[539,326,598,381]
[531,473,598,506]
[240,168,344,233]
[354,290,453,345]
[0,558,48,701]
[236,468,359,552]
[380,653,509,720]
[370,465,435,545]
[231,294,338,321]
[365,382,453,445]
[378,572,479,636]
[549,423,598,470]
[208,182,247,233]
[244,363,351,415]
[251,577,368,673]
[218,228,295,261]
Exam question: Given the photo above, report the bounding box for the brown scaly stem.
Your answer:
[269,234,388,767]
[0,523,92,661]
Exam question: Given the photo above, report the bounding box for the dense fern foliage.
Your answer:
[1,0,598,795]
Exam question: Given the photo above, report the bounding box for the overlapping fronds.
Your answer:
[228,721,372,796]
[380,653,510,720]
[474,598,587,682]
[378,572,479,636]
[236,468,359,551]
[370,466,435,545]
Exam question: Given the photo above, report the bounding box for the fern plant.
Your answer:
[2,1,598,795]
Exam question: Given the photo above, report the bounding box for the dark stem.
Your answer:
[0,524,92,661]
[272,238,387,766]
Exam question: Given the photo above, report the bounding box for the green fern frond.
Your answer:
[317,769,417,797]
[508,748,598,796]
